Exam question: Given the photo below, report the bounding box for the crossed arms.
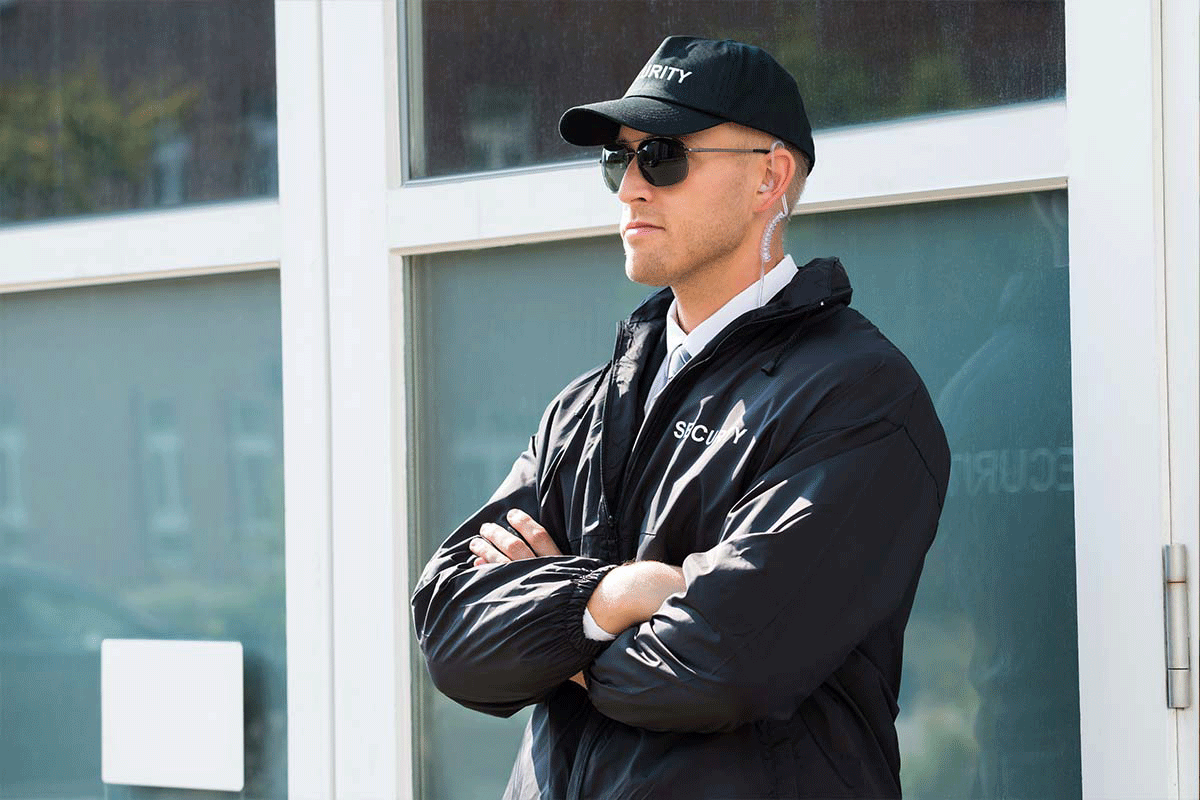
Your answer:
[411,381,945,733]
[469,508,687,687]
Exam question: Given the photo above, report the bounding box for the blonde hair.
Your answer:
[728,122,810,210]
[782,144,811,209]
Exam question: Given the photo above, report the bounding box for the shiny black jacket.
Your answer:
[412,258,951,799]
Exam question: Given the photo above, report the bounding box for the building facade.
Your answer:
[0,1,1196,799]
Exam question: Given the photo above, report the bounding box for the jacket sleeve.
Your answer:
[585,382,949,733]
[411,401,617,718]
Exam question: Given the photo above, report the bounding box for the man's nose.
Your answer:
[617,158,652,203]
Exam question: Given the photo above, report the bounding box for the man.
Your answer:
[413,36,950,799]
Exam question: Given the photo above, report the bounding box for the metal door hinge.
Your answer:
[1163,543,1191,709]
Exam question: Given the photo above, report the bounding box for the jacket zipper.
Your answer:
[568,300,834,794]
[568,312,800,794]
[596,323,629,555]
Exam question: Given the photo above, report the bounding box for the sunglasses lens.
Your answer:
[600,147,632,193]
[600,139,691,192]
[636,139,688,187]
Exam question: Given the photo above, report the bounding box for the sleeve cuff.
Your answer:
[582,606,618,641]
[561,563,620,656]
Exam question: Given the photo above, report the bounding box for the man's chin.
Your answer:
[624,257,670,288]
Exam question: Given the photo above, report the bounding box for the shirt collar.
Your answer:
[664,254,798,359]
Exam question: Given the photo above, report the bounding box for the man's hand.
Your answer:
[468,510,684,688]
[586,561,686,637]
[469,509,588,687]
[469,508,562,566]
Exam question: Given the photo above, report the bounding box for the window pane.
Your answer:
[408,242,649,800]
[0,0,276,225]
[410,190,1077,798]
[0,271,286,798]
[407,0,1064,178]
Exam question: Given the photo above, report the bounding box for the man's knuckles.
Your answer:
[505,510,560,551]
[468,536,500,562]
[479,522,534,560]
[475,514,561,562]
[506,509,543,534]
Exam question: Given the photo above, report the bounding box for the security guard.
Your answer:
[414,36,950,799]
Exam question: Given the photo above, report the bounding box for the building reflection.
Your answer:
[0,272,285,799]
[934,194,1081,797]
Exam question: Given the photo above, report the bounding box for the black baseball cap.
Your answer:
[559,36,815,171]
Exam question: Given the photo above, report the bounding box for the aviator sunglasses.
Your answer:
[600,137,770,192]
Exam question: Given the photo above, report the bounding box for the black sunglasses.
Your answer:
[600,137,770,192]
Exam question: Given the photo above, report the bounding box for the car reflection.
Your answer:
[0,562,284,800]
[1,562,161,798]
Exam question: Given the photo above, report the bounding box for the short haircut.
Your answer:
[783,143,811,209]
[727,122,810,210]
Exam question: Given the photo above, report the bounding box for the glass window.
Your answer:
[409,190,1077,799]
[0,0,276,225]
[406,0,1065,178]
[0,271,286,799]
[409,240,649,800]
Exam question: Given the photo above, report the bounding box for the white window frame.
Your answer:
[388,99,1067,256]
[1161,0,1200,786]
[1,0,1194,798]
[1064,1,1199,798]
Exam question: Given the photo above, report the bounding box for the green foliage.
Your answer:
[122,570,285,648]
[765,22,877,128]
[898,614,981,798]
[0,62,200,220]
[727,14,976,130]
[896,53,976,119]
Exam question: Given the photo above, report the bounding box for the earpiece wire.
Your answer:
[757,140,788,308]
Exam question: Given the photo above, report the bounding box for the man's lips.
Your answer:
[623,221,664,236]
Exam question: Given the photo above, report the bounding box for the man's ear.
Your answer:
[753,143,794,214]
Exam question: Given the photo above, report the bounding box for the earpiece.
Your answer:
[760,140,786,194]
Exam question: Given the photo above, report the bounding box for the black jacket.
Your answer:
[412,258,951,800]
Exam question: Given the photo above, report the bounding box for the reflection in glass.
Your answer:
[409,240,651,800]
[0,0,276,225]
[796,191,1079,798]
[407,0,1065,178]
[409,191,1077,798]
[933,225,1079,797]
[0,271,285,799]
[0,396,28,549]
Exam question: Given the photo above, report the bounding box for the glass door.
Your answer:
[407,190,1080,799]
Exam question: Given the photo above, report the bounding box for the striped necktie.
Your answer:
[667,344,691,379]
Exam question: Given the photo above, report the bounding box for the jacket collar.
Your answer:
[625,256,852,327]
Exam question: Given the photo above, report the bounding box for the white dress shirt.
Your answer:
[644,254,799,413]
[583,255,800,641]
